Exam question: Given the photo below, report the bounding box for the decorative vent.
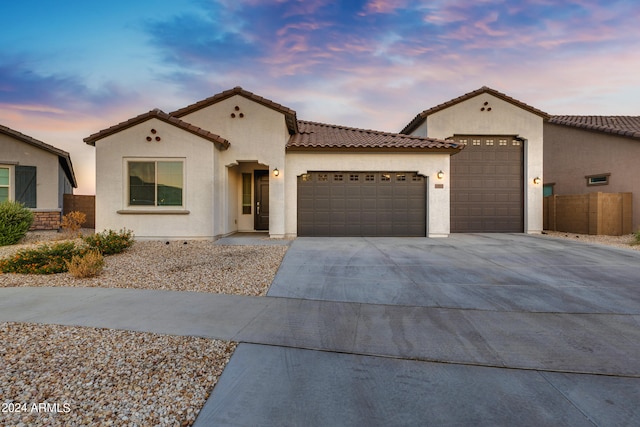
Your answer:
[145,128,161,142]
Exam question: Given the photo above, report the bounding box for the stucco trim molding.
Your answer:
[116,210,191,215]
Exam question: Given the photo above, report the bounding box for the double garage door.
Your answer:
[449,135,524,233]
[297,172,426,237]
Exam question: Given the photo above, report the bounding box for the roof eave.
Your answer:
[285,146,462,154]
[84,110,230,149]
[400,86,549,134]
[171,86,299,135]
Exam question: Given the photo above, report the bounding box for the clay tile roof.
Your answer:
[171,86,299,135]
[83,109,230,150]
[549,115,640,139]
[0,123,77,188]
[287,120,462,152]
[400,86,549,135]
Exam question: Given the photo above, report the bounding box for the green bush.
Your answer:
[0,200,34,246]
[0,241,84,274]
[632,229,640,246]
[83,228,134,255]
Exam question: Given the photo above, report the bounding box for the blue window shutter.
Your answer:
[15,165,37,208]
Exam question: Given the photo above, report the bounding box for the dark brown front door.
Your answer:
[254,170,269,230]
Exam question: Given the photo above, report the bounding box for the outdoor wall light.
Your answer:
[437,170,444,179]
[533,177,541,184]
[273,168,280,177]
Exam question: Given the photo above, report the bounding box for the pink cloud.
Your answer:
[361,0,410,15]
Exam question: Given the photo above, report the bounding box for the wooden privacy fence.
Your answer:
[544,192,632,236]
[63,194,96,229]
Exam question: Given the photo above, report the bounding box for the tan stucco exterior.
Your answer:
[0,132,67,210]
[94,118,218,239]
[544,123,640,231]
[409,92,545,234]
[178,95,289,238]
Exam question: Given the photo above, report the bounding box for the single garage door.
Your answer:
[297,172,426,236]
[450,135,524,233]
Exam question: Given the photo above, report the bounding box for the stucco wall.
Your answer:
[180,94,289,237]
[94,118,216,239]
[544,123,640,231]
[285,152,452,237]
[421,93,545,234]
[0,133,61,209]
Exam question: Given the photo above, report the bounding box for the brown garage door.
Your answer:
[450,136,524,233]
[297,172,426,236]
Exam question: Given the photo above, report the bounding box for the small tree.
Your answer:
[0,200,34,246]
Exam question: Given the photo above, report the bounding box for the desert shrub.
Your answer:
[65,249,104,278]
[0,200,34,246]
[83,228,134,255]
[0,241,84,274]
[61,211,86,235]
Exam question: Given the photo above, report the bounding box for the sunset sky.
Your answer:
[2,0,639,194]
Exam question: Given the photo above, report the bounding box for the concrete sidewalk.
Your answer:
[2,286,639,377]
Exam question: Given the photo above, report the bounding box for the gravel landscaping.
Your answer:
[541,230,640,251]
[1,231,288,427]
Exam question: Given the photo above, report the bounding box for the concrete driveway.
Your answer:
[196,234,640,426]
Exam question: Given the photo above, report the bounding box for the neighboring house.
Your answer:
[544,116,640,231]
[0,124,77,230]
[401,86,547,234]
[84,87,461,239]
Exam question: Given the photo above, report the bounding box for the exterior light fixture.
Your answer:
[533,177,541,184]
[437,170,444,179]
[273,168,280,177]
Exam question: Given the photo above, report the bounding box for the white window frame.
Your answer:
[123,158,186,210]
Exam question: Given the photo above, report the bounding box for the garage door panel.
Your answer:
[298,172,426,237]
[450,135,523,233]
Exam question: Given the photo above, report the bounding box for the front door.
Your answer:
[254,170,269,230]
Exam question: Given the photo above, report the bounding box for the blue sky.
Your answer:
[2,0,639,194]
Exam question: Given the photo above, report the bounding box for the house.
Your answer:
[84,87,461,239]
[401,86,547,234]
[544,116,640,231]
[0,124,77,230]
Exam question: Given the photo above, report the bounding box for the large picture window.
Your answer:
[0,167,9,202]
[128,160,184,207]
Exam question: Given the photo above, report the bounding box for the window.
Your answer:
[543,184,554,197]
[586,173,610,187]
[242,173,251,214]
[381,174,391,182]
[349,174,359,181]
[318,174,328,182]
[128,160,183,206]
[0,167,9,202]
